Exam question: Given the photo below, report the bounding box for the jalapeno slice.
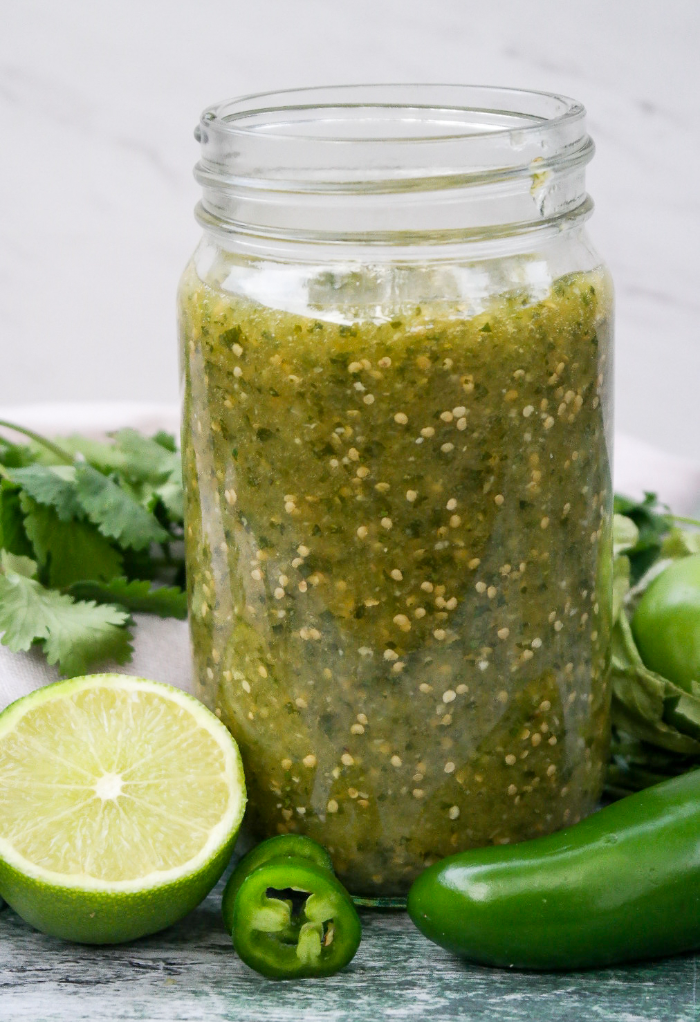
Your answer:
[225,854,361,979]
[223,833,334,921]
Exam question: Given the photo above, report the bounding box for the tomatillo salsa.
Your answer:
[180,263,613,896]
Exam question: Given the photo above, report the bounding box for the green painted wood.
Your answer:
[0,877,697,1022]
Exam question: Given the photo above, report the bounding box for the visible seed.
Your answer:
[531,637,542,648]
[295,696,307,708]
[363,394,375,405]
[505,754,517,766]
[390,569,403,581]
[440,411,454,422]
[448,805,460,820]
[540,517,550,529]
[394,412,408,424]
[494,494,504,506]
[444,761,456,773]
[251,568,262,581]
[225,489,237,505]
[449,514,462,528]
[351,724,365,735]
[419,683,432,693]
[497,627,510,640]
[421,426,435,438]
[356,466,370,478]
[384,649,399,661]
[421,581,434,592]
[531,733,542,747]
[475,581,487,593]
[445,597,458,610]
[298,580,308,592]
[391,755,402,767]
[406,489,418,502]
[457,417,467,430]
[378,356,392,368]
[327,799,339,813]
[469,558,481,569]
[434,629,447,641]
[414,607,426,618]
[443,690,456,703]
[487,586,497,599]
[507,784,518,796]
[274,587,285,600]
[381,517,393,530]
[357,526,368,539]
[413,789,425,799]
[348,362,362,373]
[523,405,534,417]
[341,753,354,767]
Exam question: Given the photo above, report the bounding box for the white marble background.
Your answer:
[1,0,698,460]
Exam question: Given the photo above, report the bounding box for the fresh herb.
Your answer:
[607,495,700,797]
[0,421,185,676]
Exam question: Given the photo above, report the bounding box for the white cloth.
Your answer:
[1,402,699,713]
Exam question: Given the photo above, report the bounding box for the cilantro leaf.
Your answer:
[112,429,178,483]
[613,492,672,583]
[0,481,35,558]
[1,551,39,578]
[68,577,188,619]
[74,465,170,550]
[0,553,132,675]
[152,431,177,452]
[111,430,183,522]
[6,465,81,521]
[21,495,123,588]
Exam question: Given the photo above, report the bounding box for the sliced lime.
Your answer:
[0,674,246,943]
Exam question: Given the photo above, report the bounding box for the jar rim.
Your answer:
[194,84,593,246]
[198,83,585,146]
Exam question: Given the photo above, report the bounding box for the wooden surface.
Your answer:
[1,878,698,1022]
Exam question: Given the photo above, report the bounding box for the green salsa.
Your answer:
[179,263,613,897]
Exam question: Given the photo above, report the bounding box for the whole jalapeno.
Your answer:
[408,769,700,970]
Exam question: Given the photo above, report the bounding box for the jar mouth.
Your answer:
[194,84,594,246]
[198,84,584,146]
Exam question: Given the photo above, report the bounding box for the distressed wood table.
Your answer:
[1,874,698,1022]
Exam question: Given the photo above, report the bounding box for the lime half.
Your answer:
[0,674,246,943]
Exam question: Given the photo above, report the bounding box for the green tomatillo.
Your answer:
[632,553,700,691]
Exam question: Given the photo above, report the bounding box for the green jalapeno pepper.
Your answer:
[407,769,700,970]
[222,836,361,979]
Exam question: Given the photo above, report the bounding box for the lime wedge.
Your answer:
[0,674,246,943]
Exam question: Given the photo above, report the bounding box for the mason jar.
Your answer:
[178,85,614,898]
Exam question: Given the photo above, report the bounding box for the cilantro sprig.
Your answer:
[0,420,186,676]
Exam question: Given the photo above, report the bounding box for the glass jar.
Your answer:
[179,85,613,898]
